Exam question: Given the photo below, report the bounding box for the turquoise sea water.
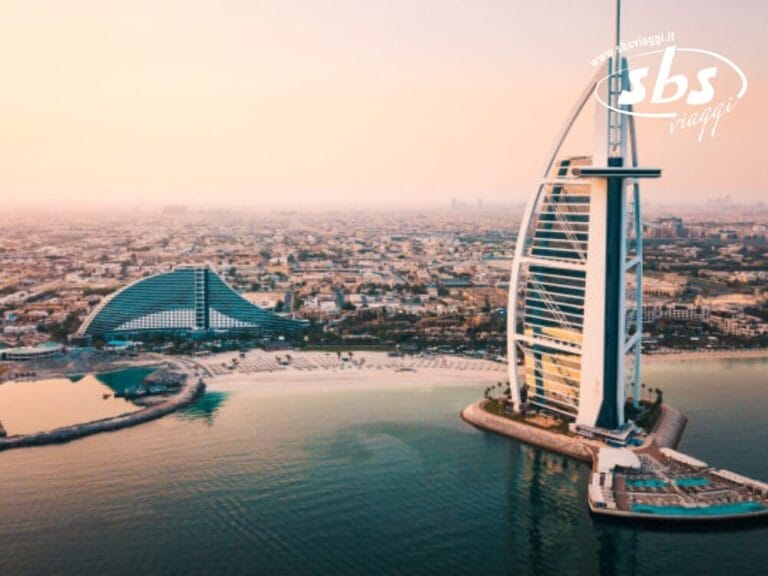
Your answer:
[94,366,156,394]
[0,358,767,575]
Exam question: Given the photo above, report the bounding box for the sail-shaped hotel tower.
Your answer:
[508,1,660,430]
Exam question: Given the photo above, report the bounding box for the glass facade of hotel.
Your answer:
[513,157,595,422]
[77,266,305,339]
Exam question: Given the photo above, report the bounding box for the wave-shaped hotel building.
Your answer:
[77,266,305,340]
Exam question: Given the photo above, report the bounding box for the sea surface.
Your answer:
[0,359,766,575]
[0,368,155,435]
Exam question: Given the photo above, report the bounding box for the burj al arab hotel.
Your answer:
[508,1,660,431]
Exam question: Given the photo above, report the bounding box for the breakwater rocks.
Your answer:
[0,377,205,452]
[461,400,594,463]
[651,404,688,449]
[117,369,187,400]
[144,369,187,388]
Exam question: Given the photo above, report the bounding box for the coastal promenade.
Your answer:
[0,372,205,452]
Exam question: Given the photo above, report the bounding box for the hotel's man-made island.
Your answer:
[463,1,767,523]
[462,399,768,522]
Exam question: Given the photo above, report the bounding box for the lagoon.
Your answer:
[0,368,152,435]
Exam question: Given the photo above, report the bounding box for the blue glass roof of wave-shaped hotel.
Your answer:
[77,266,306,339]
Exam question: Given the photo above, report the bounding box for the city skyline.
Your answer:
[2,2,768,572]
[1,0,766,210]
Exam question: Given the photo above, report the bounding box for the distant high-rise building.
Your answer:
[646,217,687,239]
[507,3,661,430]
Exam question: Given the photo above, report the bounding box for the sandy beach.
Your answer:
[191,350,507,393]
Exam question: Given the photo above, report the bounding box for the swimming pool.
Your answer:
[674,477,710,488]
[625,478,668,488]
[632,501,766,516]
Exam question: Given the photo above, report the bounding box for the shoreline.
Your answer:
[1,347,764,451]
[642,348,768,363]
[3,346,765,386]
[193,346,768,381]
[190,348,768,381]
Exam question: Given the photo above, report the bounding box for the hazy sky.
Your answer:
[1,0,766,209]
